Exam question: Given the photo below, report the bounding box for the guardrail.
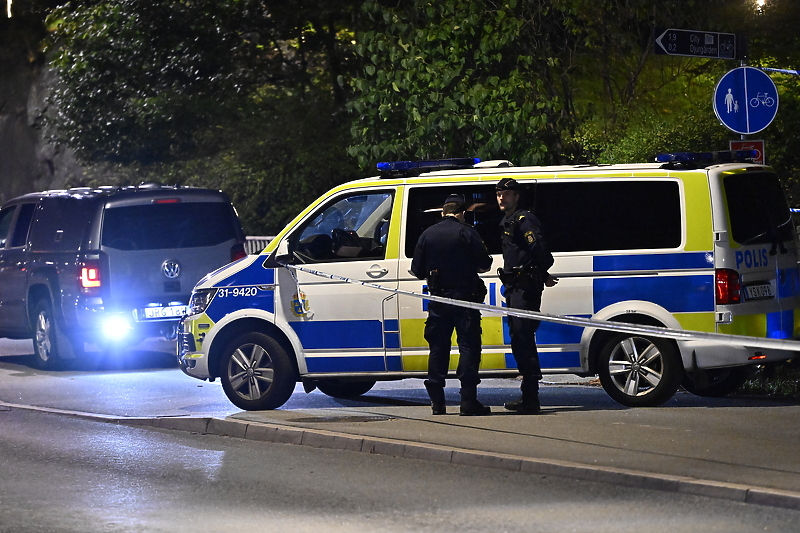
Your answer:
[245,236,274,255]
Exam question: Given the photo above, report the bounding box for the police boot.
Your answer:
[503,393,541,415]
[459,387,491,416]
[424,381,446,415]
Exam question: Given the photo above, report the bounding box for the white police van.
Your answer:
[179,152,800,410]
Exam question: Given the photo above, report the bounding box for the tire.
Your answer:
[31,299,62,371]
[597,333,682,407]
[316,380,376,399]
[682,367,751,397]
[219,332,296,410]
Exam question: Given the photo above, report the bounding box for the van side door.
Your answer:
[276,189,399,374]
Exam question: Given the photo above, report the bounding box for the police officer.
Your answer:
[411,193,493,416]
[496,178,556,414]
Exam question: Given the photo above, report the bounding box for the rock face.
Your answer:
[0,29,82,205]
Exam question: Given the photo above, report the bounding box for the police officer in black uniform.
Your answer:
[411,193,493,416]
[496,178,556,414]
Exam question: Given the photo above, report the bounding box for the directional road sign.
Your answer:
[713,67,779,135]
[654,28,736,60]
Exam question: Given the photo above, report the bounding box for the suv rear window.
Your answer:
[101,202,238,250]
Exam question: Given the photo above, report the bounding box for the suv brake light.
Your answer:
[80,261,102,294]
[715,268,741,305]
[230,243,247,262]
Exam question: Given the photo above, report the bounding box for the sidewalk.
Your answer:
[119,378,800,511]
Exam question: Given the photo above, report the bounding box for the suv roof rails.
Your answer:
[656,150,760,169]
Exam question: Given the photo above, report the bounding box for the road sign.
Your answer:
[654,28,736,59]
[714,67,779,135]
[729,139,765,164]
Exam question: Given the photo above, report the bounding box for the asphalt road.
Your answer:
[3,407,800,533]
[2,338,800,513]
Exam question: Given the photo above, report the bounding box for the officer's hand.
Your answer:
[544,274,559,287]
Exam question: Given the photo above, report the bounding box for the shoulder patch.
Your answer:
[525,230,536,244]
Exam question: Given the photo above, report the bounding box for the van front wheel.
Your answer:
[598,334,682,407]
[219,332,296,410]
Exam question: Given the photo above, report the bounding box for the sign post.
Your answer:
[654,28,736,59]
[713,67,778,135]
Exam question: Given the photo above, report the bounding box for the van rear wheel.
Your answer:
[598,333,682,407]
[316,380,376,399]
[219,332,296,410]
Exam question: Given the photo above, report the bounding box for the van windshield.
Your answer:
[723,172,793,246]
[101,202,237,250]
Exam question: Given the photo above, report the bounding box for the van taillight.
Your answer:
[80,262,102,293]
[230,243,247,262]
[715,268,741,305]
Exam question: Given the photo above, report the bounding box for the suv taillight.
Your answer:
[715,268,741,305]
[230,243,247,262]
[80,261,102,294]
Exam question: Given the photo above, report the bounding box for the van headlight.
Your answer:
[188,288,217,316]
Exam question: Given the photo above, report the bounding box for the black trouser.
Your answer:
[423,297,482,401]
[506,286,543,398]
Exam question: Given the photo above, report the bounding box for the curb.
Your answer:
[4,401,800,511]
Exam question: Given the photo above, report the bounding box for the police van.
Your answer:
[178,152,800,410]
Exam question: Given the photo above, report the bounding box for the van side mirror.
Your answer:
[263,239,292,268]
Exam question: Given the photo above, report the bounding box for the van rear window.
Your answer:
[102,202,237,250]
[723,172,793,245]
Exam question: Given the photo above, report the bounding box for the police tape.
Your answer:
[284,263,800,353]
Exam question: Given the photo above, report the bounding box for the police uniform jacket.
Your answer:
[500,209,554,275]
[411,216,492,292]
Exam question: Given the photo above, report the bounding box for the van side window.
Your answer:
[292,191,394,263]
[406,185,503,257]
[534,181,681,252]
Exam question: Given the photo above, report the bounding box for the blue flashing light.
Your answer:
[101,315,133,341]
[655,150,760,164]
[377,157,481,176]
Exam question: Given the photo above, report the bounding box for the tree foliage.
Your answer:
[34,0,800,235]
[44,0,363,234]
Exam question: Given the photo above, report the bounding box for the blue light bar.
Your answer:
[655,150,759,164]
[377,158,481,176]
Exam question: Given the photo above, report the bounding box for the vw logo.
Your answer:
[162,260,181,279]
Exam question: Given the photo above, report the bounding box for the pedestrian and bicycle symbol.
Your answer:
[714,67,779,134]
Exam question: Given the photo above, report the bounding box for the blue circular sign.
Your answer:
[713,67,779,134]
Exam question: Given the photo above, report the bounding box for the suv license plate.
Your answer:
[141,306,188,320]
[744,283,775,300]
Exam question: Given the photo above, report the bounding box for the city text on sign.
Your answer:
[654,28,736,60]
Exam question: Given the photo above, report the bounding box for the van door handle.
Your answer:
[366,264,389,279]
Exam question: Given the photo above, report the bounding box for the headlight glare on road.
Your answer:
[188,288,217,316]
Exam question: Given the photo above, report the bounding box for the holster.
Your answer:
[427,269,442,295]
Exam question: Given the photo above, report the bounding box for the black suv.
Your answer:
[0,184,246,369]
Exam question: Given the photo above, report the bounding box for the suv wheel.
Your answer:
[219,332,296,410]
[32,299,61,371]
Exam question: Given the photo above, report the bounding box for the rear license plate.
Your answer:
[140,305,188,320]
[744,283,775,300]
